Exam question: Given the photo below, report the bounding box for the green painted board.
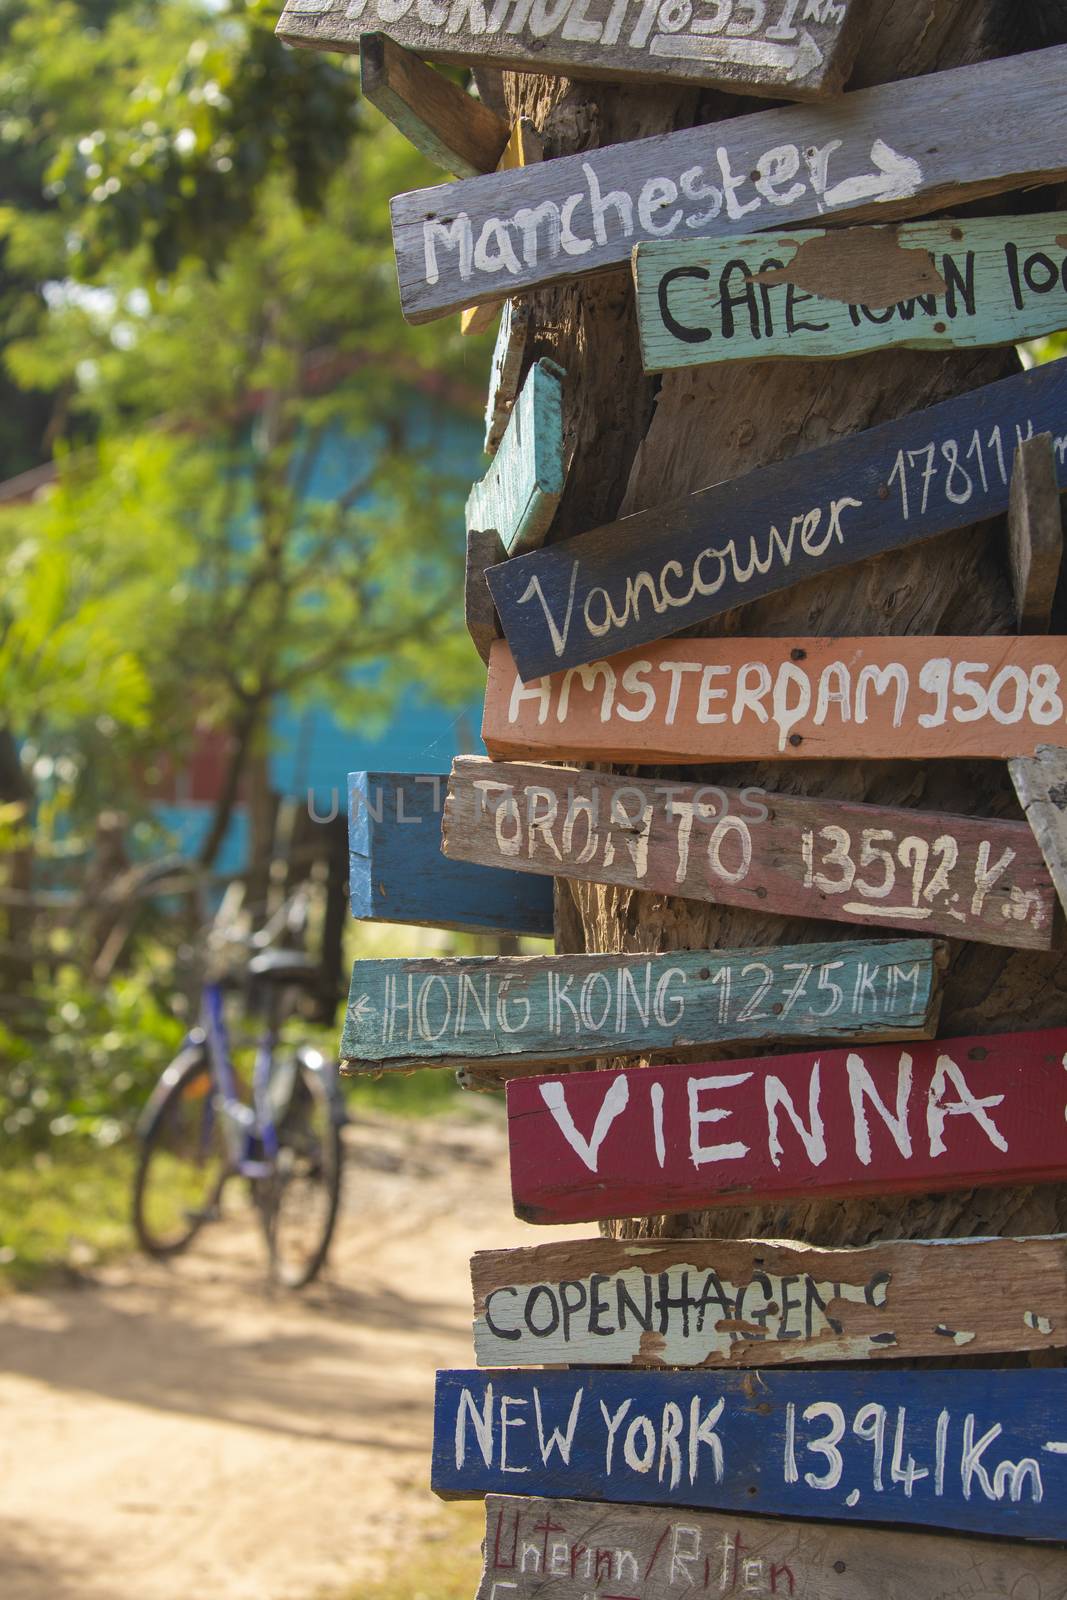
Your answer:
[634,213,1067,373]
[466,358,566,557]
[339,937,945,1075]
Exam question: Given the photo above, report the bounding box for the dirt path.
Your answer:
[0,1108,583,1600]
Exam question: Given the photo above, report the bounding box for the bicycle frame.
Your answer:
[195,982,280,1179]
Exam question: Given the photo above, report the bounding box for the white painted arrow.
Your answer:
[649,27,824,80]
[822,138,924,209]
[346,994,375,1026]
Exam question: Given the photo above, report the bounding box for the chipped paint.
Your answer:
[1025,1312,1054,1334]
[751,226,947,308]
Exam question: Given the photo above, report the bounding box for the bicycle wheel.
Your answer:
[132,1048,230,1258]
[256,1057,343,1289]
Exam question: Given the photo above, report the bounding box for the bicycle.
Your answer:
[132,881,347,1288]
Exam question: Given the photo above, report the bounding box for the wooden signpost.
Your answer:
[340,936,945,1073]
[477,1494,1067,1600]
[278,0,867,101]
[483,636,1067,765]
[1010,744,1067,918]
[482,357,1067,682]
[467,528,508,664]
[443,757,1056,950]
[471,1234,1067,1369]
[348,771,553,937]
[383,46,1067,324]
[633,214,1067,373]
[505,1026,1067,1225]
[461,119,542,336]
[484,297,531,455]
[466,359,566,557]
[433,1366,1067,1539]
[358,33,508,178]
[1010,433,1064,634]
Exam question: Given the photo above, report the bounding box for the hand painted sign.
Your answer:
[484,297,531,456]
[340,936,944,1072]
[443,757,1055,949]
[348,772,553,937]
[471,1234,1067,1368]
[478,1493,1067,1600]
[359,33,508,178]
[505,1027,1067,1224]
[462,120,542,335]
[1010,744,1067,917]
[385,46,1067,323]
[278,0,866,101]
[467,360,566,557]
[485,358,1067,681]
[434,1367,1067,1539]
[483,637,1067,764]
[633,215,1067,372]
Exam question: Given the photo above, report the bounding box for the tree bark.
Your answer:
[501,1,1067,1274]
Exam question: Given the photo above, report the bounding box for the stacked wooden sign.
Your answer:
[281,4,1067,1587]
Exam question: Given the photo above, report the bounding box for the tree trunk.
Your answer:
[501,1,1067,1272]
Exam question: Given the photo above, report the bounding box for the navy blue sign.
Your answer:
[486,359,1067,683]
[433,1368,1067,1539]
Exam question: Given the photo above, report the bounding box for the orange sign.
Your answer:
[482,637,1067,764]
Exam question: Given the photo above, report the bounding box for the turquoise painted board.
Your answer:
[348,773,553,939]
[467,359,566,557]
[484,298,531,457]
[634,214,1067,373]
[339,937,945,1073]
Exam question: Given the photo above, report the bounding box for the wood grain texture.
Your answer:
[1010,432,1065,634]
[358,33,508,178]
[443,757,1055,950]
[466,528,508,664]
[485,358,1067,680]
[471,1234,1067,1368]
[505,1027,1067,1225]
[484,296,532,456]
[478,1494,1067,1600]
[347,771,553,936]
[483,636,1067,765]
[466,358,566,555]
[634,215,1067,373]
[277,0,866,100]
[434,1366,1067,1538]
[461,118,542,335]
[340,937,945,1073]
[1010,743,1067,919]
[386,46,1067,323]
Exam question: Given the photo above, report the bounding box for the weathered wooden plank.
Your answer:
[483,637,1067,765]
[443,757,1055,950]
[484,358,1067,681]
[358,33,508,179]
[477,1494,1067,1599]
[634,215,1067,373]
[1010,743,1067,919]
[505,1027,1067,1225]
[434,1367,1067,1539]
[484,297,531,456]
[471,1234,1067,1369]
[461,120,542,336]
[348,772,553,937]
[385,45,1067,324]
[466,529,508,665]
[467,360,566,557]
[278,0,867,101]
[1010,433,1064,634]
[340,936,945,1073]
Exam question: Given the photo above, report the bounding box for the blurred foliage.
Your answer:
[0,1143,135,1287]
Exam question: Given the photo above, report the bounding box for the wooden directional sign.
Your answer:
[484,297,531,456]
[634,214,1067,373]
[434,1366,1067,1539]
[467,360,566,557]
[478,1494,1067,1600]
[384,45,1067,323]
[466,528,508,664]
[348,772,553,937]
[505,1027,1067,1225]
[358,33,508,179]
[471,1234,1067,1369]
[483,637,1067,765]
[461,119,542,336]
[278,0,867,102]
[483,358,1067,682]
[1010,433,1064,634]
[1011,744,1067,918]
[340,936,944,1074]
[443,757,1056,950]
